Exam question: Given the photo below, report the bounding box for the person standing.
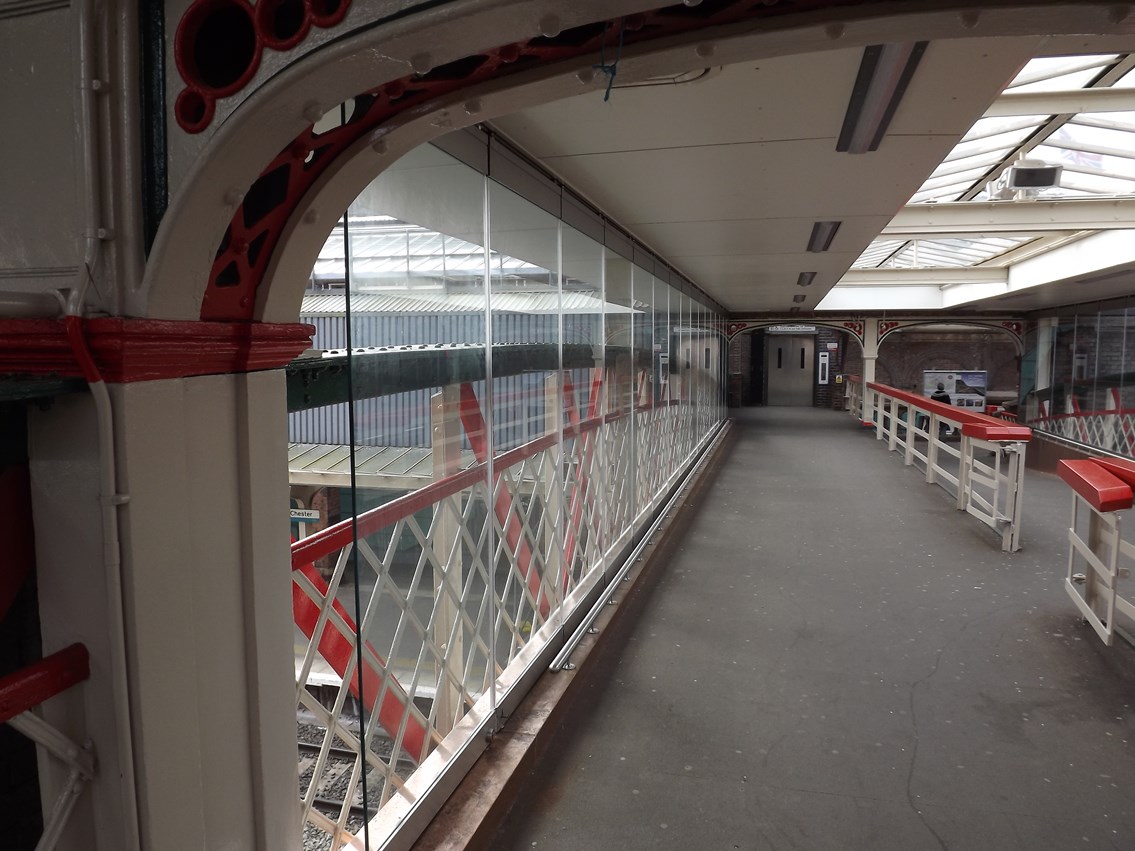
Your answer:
[930,382,953,437]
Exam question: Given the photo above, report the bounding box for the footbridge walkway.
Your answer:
[484,406,1135,850]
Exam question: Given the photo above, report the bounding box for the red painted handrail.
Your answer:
[867,381,1031,441]
[0,643,90,725]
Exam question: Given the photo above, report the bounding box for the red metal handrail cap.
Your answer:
[1093,456,1135,490]
[1058,459,1134,513]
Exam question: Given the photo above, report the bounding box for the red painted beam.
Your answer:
[0,318,313,382]
[0,643,90,725]
[1058,459,1134,513]
[457,383,549,619]
[292,564,430,762]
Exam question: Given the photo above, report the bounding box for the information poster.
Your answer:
[922,370,988,410]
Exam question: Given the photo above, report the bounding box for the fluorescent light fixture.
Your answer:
[793,294,807,303]
[807,221,841,253]
[837,42,928,154]
[796,272,817,287]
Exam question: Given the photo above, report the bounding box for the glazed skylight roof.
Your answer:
[851,53,1135,273]
[852,235,1037,270]
[910,54,1131,205]
[312,217,552,288]
[822,52,1135,313]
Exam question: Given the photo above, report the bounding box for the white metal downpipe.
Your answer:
[63,0,141,835]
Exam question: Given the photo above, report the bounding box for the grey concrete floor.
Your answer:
[491,406,1135,851]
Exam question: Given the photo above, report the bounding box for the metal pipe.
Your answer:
[69,0,105,317]
[63,312,140,850]
[66,0,141,843]
[0,291,68,318]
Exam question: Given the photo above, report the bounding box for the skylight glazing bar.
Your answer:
[959,116,1045,143]
[1009,55,1119,90]
[1042,137,1135,162]
[943,131,1036,164]
[1069,114,1135,133]
[925,156,1015,181]
[918,167,1000,193]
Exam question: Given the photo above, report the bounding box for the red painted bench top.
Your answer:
[1058,459,1134,513]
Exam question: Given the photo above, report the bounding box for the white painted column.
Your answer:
[30,392,129,851]
[29,370,299,851]
[861,319,880,422]
[1031,317,1058,421]
[861,319,880,386]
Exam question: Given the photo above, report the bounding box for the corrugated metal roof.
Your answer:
[288,442,545,491]
[300,291,632,316]
[288,442,479,489]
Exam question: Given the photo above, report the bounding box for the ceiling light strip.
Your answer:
[807,221,841,253]
[837,42,928,154]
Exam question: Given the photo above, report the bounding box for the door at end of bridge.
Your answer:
[766,334,814,406]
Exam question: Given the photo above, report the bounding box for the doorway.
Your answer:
[766,334,815,406]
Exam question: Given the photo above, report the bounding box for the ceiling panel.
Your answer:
[538,136,961,224]
[491,50,860,159]
[490,37,1040,312]
[630,216,888,258]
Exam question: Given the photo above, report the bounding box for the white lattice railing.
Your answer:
[1048,411,1135,454]
[848,378,1031,552]
[291,367,720,849]
[1030,394,1135,458]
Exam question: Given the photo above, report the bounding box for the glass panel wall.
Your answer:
[604,250,635,549]
[487,180,561,657]
[632,263,654,520]
[560,225,605,596]
[1021,300,1135,456]
[288,140,727,850]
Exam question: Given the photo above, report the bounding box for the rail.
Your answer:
[291,364,722,848]
[1057,456,1135,646]
[0,643,95,851]
[846,377,1031,551]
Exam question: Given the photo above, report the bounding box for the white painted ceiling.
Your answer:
[490,37,1043,313]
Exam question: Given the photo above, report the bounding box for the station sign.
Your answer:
[290,509,320,521]
[765,325,817,335]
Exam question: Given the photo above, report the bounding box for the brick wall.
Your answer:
[877,330,1018,400]
[727,332,750,407]
[722,326,1019,407]
[814,326,842,408]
